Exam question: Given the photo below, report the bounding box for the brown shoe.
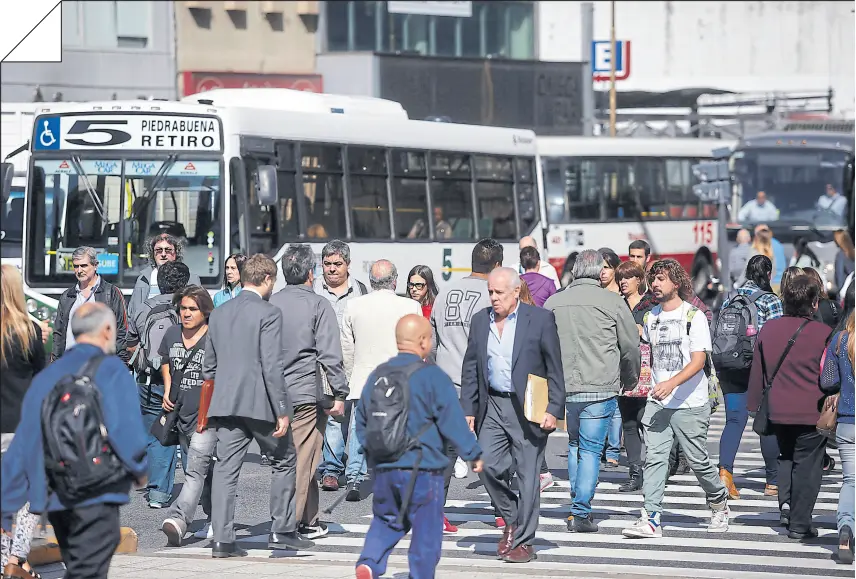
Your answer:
[496,524,515,558]
[502,544,536,563]
[764,484,778,496]
[321,475,340,491]
[719,467,740,500]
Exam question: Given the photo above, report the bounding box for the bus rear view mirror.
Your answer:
[1,162,12,203]
[255,165,278,206]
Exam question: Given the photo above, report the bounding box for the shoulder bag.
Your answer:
[150,339,203,446]
[753,320,809,437]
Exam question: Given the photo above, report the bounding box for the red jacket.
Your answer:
[747,316,832,425]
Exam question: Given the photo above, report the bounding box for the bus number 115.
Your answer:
[693,222,714,245]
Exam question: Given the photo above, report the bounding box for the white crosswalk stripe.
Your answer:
[157,413,851,578]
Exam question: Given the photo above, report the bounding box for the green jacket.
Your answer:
[543,278,640,396]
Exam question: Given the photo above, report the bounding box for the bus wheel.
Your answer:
[691,255,714,299]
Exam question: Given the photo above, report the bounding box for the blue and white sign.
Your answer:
[96,253,120,275]
[33,114,223,152]
[591,40,630,78]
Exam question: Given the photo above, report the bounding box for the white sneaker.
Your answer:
[622,509,662,538]
[539,472,555,492]
[453,457,469,479]
[708,499,729,533]
[161,518,183,547]
[193,522,213,540]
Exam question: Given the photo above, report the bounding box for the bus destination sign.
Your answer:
[33,114,223,152]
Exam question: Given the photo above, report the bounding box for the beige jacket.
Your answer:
[341,289,422,400]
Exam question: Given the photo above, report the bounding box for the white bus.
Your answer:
[5,89,542,317]
[539,136,736,290]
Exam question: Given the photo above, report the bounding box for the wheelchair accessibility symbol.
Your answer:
[35,117,60,150]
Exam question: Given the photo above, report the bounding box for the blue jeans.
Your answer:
[346,405,368,483]
[138,382,178,505]
[718,391,779,485]
[605,404,622,461]
[837,422,855,533]
[357,470,444,579]
[566,397,617,517]
[318,415,346,478]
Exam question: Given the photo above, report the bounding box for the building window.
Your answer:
[115,1,151,49]
[324,1,534,60]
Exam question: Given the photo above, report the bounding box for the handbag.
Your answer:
[150,339,203,446]
[623,342,652,398]
[753,320,809,437]
[817,394,840,438]
[706,352,723,414]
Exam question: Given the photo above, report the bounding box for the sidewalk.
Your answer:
[36,552,698,579]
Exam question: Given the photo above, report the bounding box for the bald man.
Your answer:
[340,260,421,500]
[461,267,565,563]
[355,314,482,579]
[729,229,753,287]
[511,237,560,290]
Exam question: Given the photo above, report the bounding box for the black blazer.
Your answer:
[460,302,565,440]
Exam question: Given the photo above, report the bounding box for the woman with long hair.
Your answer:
[752,226,774,260]
[159,285,217,545]
[1,265,46,579]
[213,253,248,308]
[519,281,537,306]
[407,265,439,318]
[834,230,855,291]
[821,310,855,564]
[790,237,822,269]
[598,248,621,294]
[780,266,805,296]
[803,267,842,329]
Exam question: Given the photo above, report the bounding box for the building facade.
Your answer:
[540,1,856,117]
[0,0,177,102]
[175,0,322,96]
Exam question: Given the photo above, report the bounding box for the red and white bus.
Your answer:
[539,136,736,285]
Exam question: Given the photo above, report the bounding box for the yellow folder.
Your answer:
[524,374,566,431]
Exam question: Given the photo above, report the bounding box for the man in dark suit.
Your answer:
[461,267,565,563]
[202,254,312,558]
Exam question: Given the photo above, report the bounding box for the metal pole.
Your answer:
[719,195,731,293]
[609,1,617,137]
[581,3,595,136]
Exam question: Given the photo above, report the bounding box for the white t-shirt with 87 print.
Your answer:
[642,301,712,409]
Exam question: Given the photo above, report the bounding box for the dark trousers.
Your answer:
[618,397,647,469]
[358,470,444,579]
[773,423,826,533]
[48,503,121,579]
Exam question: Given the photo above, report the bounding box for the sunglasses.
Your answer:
[154,247,175,255]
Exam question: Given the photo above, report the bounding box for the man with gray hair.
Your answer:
[543,249,640,534]
[313,239,369,492]
[51,246,129,362]
[339,259,421,500]
[269,244,348,539]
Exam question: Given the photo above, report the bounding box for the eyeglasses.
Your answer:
[408,282,426,290]
[154,247,175,255]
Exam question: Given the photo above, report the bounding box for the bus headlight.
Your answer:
[38,306,52,321]
[26,299,37,314]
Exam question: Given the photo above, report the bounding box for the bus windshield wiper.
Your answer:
[70,155,107,222]
[130,155,177,220]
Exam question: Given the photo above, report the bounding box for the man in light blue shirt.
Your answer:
[486,303,519,394]
[738,191,779,224]
[816,184,849,220]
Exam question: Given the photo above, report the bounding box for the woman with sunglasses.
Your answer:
[407,265,439,319]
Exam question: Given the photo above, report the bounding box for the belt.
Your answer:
[489,390,513,398]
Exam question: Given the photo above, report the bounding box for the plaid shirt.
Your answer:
[721,281,784,330]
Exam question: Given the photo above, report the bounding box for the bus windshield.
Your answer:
[26,157,222,287]
[731,147,850,229]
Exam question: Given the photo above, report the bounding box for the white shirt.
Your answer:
[148,267,160,298]
[513,260,561,290]
[817,193,848,218]
[642,301,712,409]
[738,200,779,223]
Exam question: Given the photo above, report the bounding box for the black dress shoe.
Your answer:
[788,527,819,540]
[211,542,248,558]
[346,481,362,502]
[780,510,790,528]
[269,531,315,550]
[571,514,599,533]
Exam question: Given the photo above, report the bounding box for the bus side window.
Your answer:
[543,157,567,223]
[302,144,346,240]
[474,156,515,240]
[430,152,474,240]
[565,158,601,221]
[515,157,538,234]
[634,158,668,219]
[392,150,429,239]
[349,147,390,239]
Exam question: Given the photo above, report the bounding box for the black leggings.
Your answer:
[618,397,647,469]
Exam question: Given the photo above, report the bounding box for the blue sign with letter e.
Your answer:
[591,40,625,74]
[34,116,60,150]
[96,253,120,275]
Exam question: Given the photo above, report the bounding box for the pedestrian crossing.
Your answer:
[156,413,851,578]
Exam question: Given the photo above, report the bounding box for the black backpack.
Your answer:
[41,355,131,504]
[362,361,433,465]
[711,291,770,372]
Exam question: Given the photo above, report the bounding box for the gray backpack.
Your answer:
[131,302,179,375]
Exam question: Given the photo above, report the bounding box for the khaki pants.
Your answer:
[291,404,327,526]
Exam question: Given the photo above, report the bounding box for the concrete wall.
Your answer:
[539,1,855,115]
[315,53,378,97]
[0,1,176,102]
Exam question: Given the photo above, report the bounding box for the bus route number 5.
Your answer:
[693,221,713,245]
[442,248,452,281]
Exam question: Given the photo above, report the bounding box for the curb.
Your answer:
[28,527,138,565]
